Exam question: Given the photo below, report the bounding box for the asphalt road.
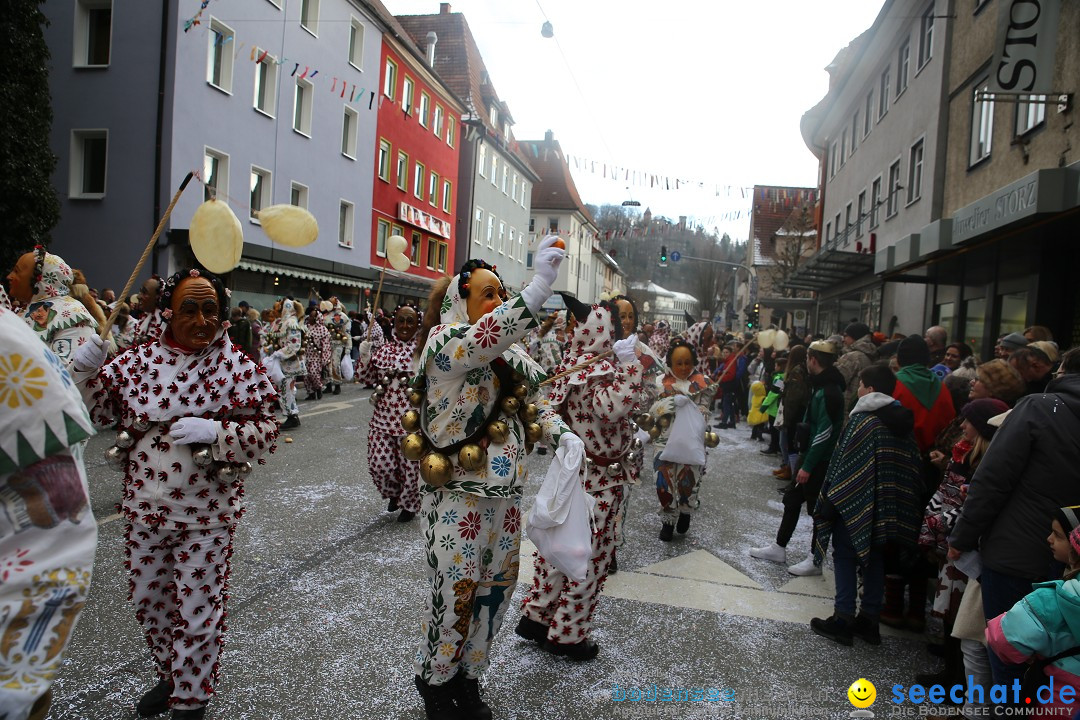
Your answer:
[47,381,934,720]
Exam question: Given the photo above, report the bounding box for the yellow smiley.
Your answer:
[848,678,876,709]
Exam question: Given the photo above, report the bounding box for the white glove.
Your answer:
[651,397,676,417]
[674,394,691,408]
[170,417,220,445]
[358,341,372,358]
[520,235,566,313]
[558,432,585,456]
[73,334,108,370]
[613,336,637,365]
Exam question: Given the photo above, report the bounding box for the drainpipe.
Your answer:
[152,0,170,277]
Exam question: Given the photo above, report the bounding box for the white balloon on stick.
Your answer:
[386,234,411,272]
[190,198,244,274]
[758,328,777,349]
[774,330,790,351]
[256,204,319,247]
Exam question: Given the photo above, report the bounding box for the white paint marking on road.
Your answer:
[301,400,360,418]
[97,512,123,526]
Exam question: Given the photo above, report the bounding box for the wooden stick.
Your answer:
[99,172,194,339]
[365,254,389,341]
[540,350,613,386]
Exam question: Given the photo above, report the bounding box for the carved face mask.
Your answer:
[394,305,419,342]
[170,277,220,350]
[464,268,506,324]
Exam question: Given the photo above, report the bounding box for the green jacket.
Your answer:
[799,364,846,475]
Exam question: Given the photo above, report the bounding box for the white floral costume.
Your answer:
[19,252,97,367]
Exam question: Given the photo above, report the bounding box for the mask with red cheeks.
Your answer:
[465,268,506,324]
[671,346,695,381]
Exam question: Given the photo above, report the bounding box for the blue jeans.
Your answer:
[720,382,737,426]
[832,521,884,618]
[980,567,1037,695]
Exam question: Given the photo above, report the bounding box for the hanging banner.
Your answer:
[398,202,451,238]
[987,0,1061,94]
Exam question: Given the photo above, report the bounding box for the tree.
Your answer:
[0,1,60,276]
[765,204,816,299]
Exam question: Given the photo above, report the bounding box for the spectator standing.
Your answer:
[924,326,948,367]
[835,322,878,412]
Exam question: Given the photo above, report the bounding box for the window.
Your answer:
[529,217,535,233]
[442,180,451,212]
[300,0,320,35]
[490,156,498,186]
[70,130,107,198]
[856,190,866,237]
[249,166,271,220]
[870,176,882,228]
[829,142,838,179]
[907,140,924,204]
[1016,95,1047,136]
[396,151,408,191]
[428,171,438,207]
[342,106,358,158]
[845,203,853,240]
[376,218,389,256]
[207,19,235,92]
[437,242,448,272]
[418,92,430,127]
[498,221,506,254]
[290,181,308,208]
[293,78,313,136]
[863,90,874,136]
[508,228,515,261]
[515,228,524,262]
[203,148,228,202]
[478,144,487,177]
[548,217,559,233]
[486,213,495,249]
[878,68,890,118]
[501,166,508,194]
[897,41,910,96]
[426,238,437,269]
[446,120,455,148]
[520,181,528,207]
[473,207,483,244]
[833,213,841,242]
[850,112,859,156]
[410,231,421,265]
[825,221,832,242]
[253,51,278,116]
[74,0,112,67]
[377,139,391,181]
[526,249,534,268]
[348,17,364,69]
[840,129,847,167]
[919,6,934,68]
[970,78,994,165]
[383,58,397,100]
[402,76,414,113]
[887,159,902,218]
[338,200,354,247]
[489,106,498,127]
[433,105,444,137]
[511,173,519,202]
[413,161,424,199]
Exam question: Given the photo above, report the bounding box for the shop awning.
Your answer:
[781,246,875,292]
[238,259,372,289]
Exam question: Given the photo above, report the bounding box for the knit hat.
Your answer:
[844,322,871,341]
[897,335,931,367]
[1029,340,1060,364]
[960,398,1010,440]
[976,359,1026,406]
[1055,505,1080,537]
[998,332,1029,351]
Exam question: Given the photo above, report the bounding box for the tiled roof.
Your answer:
[748,185,818,265]
[519,134,595,225]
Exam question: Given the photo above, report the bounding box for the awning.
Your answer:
[238,259,372,289]
[782,247,874,292]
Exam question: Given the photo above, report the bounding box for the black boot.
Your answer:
[850,612,882,645]
[170,708,206,720]
[514,615,548,644]
[387,497,399,512]
[281,414,300,429]
[136,679,173,717]
[415,675,460,720]
[676,513,691,534]
[397,509,416,522]
[608,552,618,575]
[659,523,674,542]
[453,673,493,720]
[810,614,854,646]
[332,384,341,395]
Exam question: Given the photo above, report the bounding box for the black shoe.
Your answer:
[760,447,779,455]
[415,675,460,720]
[810,614,854,646]
[676,513,691,534]
[453,674,493,720]
[387,497,399,512]
[136,679,173,717]
[281,415,300,430]
[316,389,323,400]
[171,708,206,720]
[304,394,317,401]
[608,553,618,575]
[514,615,548,644]
[659,524,674,542]
[397,509,416,522]
[542,638,600,662]
[851,613,882,645]
[332,384,341,395]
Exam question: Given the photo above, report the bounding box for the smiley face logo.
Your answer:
[848,678,876,708]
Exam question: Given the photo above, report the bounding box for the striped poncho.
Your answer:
[812,395,924,567]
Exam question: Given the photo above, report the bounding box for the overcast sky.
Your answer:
[381,0,885,240]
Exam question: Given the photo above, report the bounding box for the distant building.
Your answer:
[628,281,699,333]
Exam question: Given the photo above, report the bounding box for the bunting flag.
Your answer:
[183,0,215,33]
[561,151,755,200]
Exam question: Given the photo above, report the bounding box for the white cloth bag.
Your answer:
[340,354,354,382]
[526,440,594,583]
[658,400,707,466]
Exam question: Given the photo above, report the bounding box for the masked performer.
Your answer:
[357,304,422,522]
[6,247,98,366]
[527,311,564,376]
[324,298,352,395]
[409,236,581,720]
[515,293,642,660]
[648,320,671,359]
[303,306,332,401]
[134,276,167,346]
[72,268,278,720]
[265,299,305,429]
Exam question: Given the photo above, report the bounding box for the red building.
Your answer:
[372,20,464,302]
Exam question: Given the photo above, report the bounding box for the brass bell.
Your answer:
[632,437,644,452]
[401,433,428,461]
[217,464,239,480]
[524,422,542,444]
[519,403,539,423]
[191,445,215,467]
[648,426,661,441]
[584,457,593,470]
[626,451,637,465]
[606,462,621,477]
[237,462,253,478]
[658,415,671,430]
[458,444,488,472]
[368,392,380,407]
[104,445,126,471]
[115,430,135,449]
[132,417,152,432]
[636,413,654,431]
[512,383,529,400]
[500,396,520,415]
[375,384,386,395]
[486,420,510,444]
[705,431,720,448]
[418,452,453,487]
[401,410,421,432]
[408,390,424,407]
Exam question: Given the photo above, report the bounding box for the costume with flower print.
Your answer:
[323,300,352,387]
[414,273,573,689]
[303,313,332,395]
[265,300,305,417]
[134,308,166,347]
[19,252,97,367]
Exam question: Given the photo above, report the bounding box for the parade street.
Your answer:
[51,382,930,720]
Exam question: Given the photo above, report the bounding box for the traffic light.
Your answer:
[659,245,668,265]
[747,302,761,330]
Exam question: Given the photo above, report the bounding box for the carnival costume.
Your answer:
[265,300,305,427]
[324,300,352,394]
[648,320,671,359]
[19,250,97,367]
[303,312,332,399]
[135,308,166,347]
[0,307,97,720]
